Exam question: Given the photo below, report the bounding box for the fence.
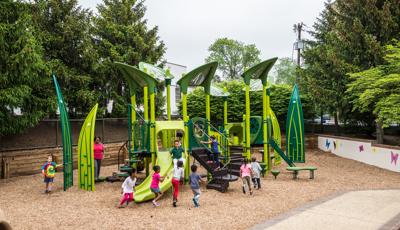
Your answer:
[0,118,129,152]
[1,118,398,153]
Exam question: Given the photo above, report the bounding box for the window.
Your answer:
[175,86,181,102]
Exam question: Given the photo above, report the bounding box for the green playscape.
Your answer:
[52,58,315,198]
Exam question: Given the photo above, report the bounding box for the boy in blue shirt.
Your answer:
[201,136,220,168]
[189,164,204,207]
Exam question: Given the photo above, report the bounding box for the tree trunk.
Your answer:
[376,120,384,144]
[334,111,339,135]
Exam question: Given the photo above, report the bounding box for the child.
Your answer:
[251,157,262,189]
[41,155,62,194]
[150,165,166,207]
[189,164,204,207]
[240,158,253,195]
[171,160,184,207]
[170,140,185,169]
[201,136,220,167]
[119,168,137,208]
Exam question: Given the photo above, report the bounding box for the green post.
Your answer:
[166,79,172,121]
[262,84,269,165]
[150,90,156,167]
[223,97,228,130]
[206,94,211,136]
[163,78,172,148]
[265,82,272,170]
[143,86,149,175]
[245,84,251,159]
[182,93,190,183]
[130,95,136,152]
[143,86,148,120]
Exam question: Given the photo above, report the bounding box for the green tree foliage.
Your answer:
[273,57,296,85]
[0,1,54,135]
[94,0,166,117]
[301,0,400,137]
[347,41,400,130]
[179,81,313,127]
[32,0,99,117]
[205,38,261,80]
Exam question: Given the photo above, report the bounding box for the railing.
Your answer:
[191,122,230,164]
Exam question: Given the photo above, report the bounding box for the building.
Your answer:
[164,62,187,117]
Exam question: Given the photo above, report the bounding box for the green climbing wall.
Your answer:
[286,84,305,163]
[52,75,73,191]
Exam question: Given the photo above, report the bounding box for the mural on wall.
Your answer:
[391,151,399,166]
[318,136,400,173]
[325,139,331,150]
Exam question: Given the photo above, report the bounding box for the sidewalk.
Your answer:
[252,190,400,230]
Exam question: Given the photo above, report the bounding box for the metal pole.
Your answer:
[245,84,251,159]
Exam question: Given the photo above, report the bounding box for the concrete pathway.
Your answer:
[252,190,400,230]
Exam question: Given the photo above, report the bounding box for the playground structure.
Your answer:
[51,57,313,197]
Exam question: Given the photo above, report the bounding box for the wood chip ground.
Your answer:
[1,149,399,230]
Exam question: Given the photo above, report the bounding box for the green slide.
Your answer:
[134,120,187,203]
[134,151,173,202]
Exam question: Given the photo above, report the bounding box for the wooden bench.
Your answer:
[286,166,317,179]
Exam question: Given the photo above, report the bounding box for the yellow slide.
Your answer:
[134,120,187,203]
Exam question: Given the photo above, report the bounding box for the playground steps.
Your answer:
[227,145,245,177]
[191,147,230,193]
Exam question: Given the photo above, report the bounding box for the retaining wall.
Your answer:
[318,135,400,172]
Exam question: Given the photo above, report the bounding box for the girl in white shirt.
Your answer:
[251,157,262,189]
[171,160,184,207]
[118,169,137,208]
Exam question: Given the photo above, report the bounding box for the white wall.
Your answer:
[165,62,187,116]
[318,135,400,173]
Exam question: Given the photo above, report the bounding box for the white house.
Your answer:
[165,62,187,117]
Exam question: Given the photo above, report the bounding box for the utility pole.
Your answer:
[293,22,304,88]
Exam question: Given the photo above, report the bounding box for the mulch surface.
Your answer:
[1,149,400,230]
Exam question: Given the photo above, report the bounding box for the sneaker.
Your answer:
[173,201,177,207]
[242,186,246,194]
[44,190,48,194]
[152,200,159,207]
[193,198,198,207]
[250,191,253,195]
[118,205,125,209]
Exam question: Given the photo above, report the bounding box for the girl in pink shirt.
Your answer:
[150,165,166,207]
[240,158,253,195]
[93,136,104,180]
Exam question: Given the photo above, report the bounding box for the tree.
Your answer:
[347,41,400,143]
[205,38,261,80]
[301,0,400,138]
[0,1,54,135]
[179,81,314,127]
[94,0,166,117]
[32,0,99,117]
[273,57,297,85]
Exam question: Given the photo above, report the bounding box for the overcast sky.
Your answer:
[79,0,326,70]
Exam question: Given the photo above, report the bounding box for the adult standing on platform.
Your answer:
[94,136,105,180]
